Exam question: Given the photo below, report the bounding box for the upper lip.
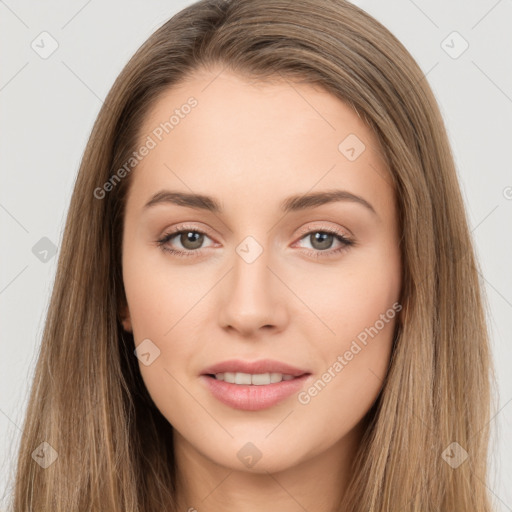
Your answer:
[201,359,311,377]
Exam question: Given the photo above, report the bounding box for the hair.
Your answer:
[8,0,497,510]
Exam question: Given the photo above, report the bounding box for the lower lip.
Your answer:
[200,374,311,411]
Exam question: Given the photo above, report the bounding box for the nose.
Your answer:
[218,244,288,338]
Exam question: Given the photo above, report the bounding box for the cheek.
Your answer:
[299,243,401,346]
[297,292,399,440]
[123,257,201,426]
[122,247,205,389]
[298,244,400,414]
[122,243,194,337]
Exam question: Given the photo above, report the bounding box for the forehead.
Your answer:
[126,68,393,218]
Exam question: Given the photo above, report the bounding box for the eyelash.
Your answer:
[156,224,355,260]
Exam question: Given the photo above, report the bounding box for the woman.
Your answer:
[10,0,496,510]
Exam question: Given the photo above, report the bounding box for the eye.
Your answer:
[156,224,355,259]
[156,225,215,258]
[293,226,355,259]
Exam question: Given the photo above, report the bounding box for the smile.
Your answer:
[201,372,311,411]
[211,372,295,385]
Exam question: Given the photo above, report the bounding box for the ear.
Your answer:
[119,302,133,333]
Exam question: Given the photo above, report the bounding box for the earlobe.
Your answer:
[122,316,133,333]
[119,303,133,333]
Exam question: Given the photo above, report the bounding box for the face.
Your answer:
[120,67,402,475]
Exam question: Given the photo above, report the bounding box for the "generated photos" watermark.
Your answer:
[298,301,402,405]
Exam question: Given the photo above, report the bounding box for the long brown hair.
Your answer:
[9,0,497,510]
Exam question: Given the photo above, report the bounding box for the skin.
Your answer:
[120,66,402,511]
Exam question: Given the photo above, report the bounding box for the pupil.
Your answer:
[312,232,332,250]
[182,231,203,249]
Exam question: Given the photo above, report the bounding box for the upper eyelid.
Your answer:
[161,224,215,242]
[295,223,351,238]
[163,221,351,238]
[160,224,352,246]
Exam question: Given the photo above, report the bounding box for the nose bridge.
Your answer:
[231,234,273,306]
[218,233,287,334]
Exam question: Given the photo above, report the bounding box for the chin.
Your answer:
[196,433,309,474]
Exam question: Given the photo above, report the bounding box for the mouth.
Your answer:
[205,371,303,385]
[200,359,312,411]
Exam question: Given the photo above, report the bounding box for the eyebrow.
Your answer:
[143,189,378,217]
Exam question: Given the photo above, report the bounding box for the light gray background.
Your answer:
[1,0,511,509]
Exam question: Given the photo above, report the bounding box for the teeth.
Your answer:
[235,372,252,385]
[214,372,295,385]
